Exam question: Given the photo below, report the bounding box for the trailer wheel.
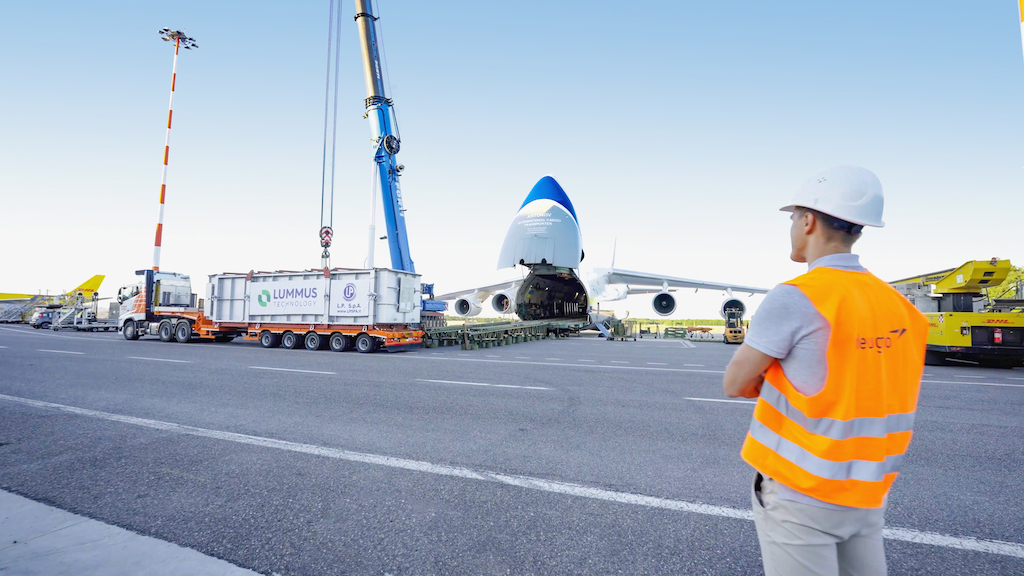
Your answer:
[280,331,299,349]
[304,332,323,351]
[158,321,174,342]
[259,331,280,348]
[41,322,51,330]
[924,350,949,366]
[329,333,349,352]
[123,320,140,341]
[174,321,192,343]
[355,333,378,353]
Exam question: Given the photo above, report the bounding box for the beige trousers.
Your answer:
[751,474,887,576]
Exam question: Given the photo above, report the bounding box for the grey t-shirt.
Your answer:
[745,253,868,510]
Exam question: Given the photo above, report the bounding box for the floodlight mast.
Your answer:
[152,28,197,272]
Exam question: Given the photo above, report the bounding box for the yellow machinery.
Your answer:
[890,259,1023,367]
[723,299,746,344]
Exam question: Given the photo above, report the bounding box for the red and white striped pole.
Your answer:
[153,29,197,272]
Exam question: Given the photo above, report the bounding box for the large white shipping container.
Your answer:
[206,268,421,326]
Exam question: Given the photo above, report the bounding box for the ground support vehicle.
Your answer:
[117,268,423,353]
[722,298,747,344]
[891,259,1024,368]
[28,308,60,329]
[51,294,118,332]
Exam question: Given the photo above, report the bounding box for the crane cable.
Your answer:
[319,0,344,259]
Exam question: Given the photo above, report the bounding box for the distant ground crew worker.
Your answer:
[723,165,928,575]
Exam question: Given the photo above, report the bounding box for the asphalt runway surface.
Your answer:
[0,324,1022,575]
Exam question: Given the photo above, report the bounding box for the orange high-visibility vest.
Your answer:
[741,266,929,508]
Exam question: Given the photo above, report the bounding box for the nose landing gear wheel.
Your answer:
[355,333,378,354]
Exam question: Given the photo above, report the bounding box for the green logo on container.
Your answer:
[257,290,271,307]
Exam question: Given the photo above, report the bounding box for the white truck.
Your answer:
[117,268,423,352]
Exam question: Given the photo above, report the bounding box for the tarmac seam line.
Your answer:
[0,393,1021,559]
[128,356,193,363]
[416,379,551,391]
[921,379,1024,389]
[684,397,756,405]
[405,356,726,374]
[249,366,336,375]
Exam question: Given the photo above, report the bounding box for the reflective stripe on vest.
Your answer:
[758,381,916,440]
[740,267,929,508]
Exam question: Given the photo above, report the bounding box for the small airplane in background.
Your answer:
[0,275,106,303]
[435,176,767,330]
[0,275,106,322]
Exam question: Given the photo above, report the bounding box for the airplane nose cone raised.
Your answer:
[497,176,583,270]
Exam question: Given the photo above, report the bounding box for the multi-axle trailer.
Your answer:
[117,268,423,353]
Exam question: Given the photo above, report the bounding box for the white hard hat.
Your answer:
[780,165,885,228]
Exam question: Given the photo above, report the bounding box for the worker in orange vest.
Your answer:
[723,165,928,575]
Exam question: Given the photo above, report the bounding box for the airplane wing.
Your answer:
[434,281,518,301]
[0,293,38,302]
[625,287,676,295]
[604,268,769,295]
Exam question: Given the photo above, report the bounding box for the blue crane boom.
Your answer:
[354,0,414,273]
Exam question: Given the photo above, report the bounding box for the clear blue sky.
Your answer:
[2,1,1022,318]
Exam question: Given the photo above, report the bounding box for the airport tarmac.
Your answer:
[0,324,1022,575]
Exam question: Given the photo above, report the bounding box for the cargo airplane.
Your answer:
[0,275,106,321]
[0,275,106,304]
[435,176,767,328]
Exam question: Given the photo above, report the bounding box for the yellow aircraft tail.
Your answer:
[67,275,105,298]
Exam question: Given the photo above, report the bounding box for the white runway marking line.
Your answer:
[610,360,629,364]
[249,366,337,375]
[545,358,562,361]
[514,357,530,360]
[486,355,500,358]
[0,345,7,349]
[409,356,726,374]
[1010,377,1024,381]
[647,362,667,366]
[128,356,192,364]
[921,379,1024,389]
[952,375,985,378]
[37,349,85,355]
[684,397,756,405]
[1,393,1021,560]
[417,379,551,391]
[684,364,704,367]
[0,326,119,342]
[577,359,595,362]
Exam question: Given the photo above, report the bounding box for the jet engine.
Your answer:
[491,291,515,314]
[454,298,483,317]
[720,298,745,320]
[652,292,676,316]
